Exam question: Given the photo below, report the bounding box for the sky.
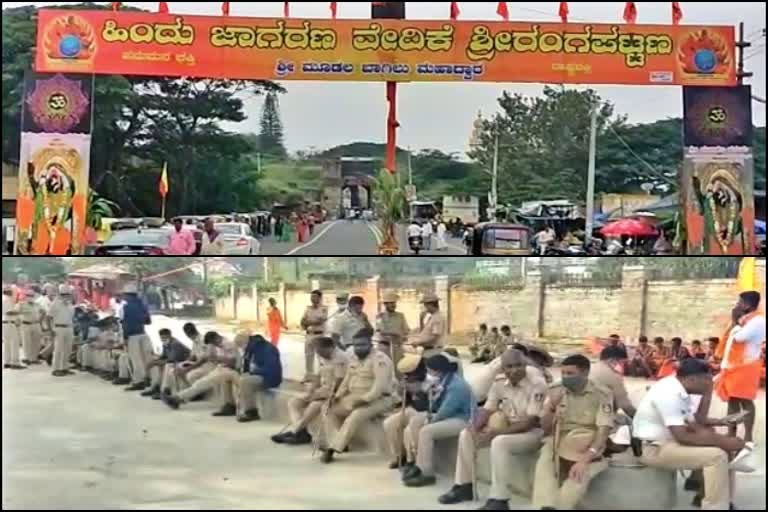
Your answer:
[4,1,766,154]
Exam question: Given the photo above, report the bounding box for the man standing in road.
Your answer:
[168,218,196,255]
[49,285,75,377]
[421,220,433,250]
[121,283,154,392]
[200,218,225,255]
[300,290,329,383]
[3,285,23,369]
[18,285,44,365]
[412,293,445,359]
[375,292,410,369]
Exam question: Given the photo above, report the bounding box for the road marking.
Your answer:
[285,221,342,255]
[366,222,383,246]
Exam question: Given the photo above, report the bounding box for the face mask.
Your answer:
[354,347,371,359]
[561,375,587,392]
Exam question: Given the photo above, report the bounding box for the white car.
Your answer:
[215,223,261,255]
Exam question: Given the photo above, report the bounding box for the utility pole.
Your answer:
[736,22,754,84]
[585,108,598,246]
[202,258,208,289]
[491,129,499,222]
[408,148,413,187]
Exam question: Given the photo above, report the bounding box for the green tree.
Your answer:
[258,92,287,158]
[1,257,67,282]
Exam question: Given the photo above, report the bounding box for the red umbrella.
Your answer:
[601,219,659,237]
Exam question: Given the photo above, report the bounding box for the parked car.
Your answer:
[215,223,261,255]
[94,228,173,255]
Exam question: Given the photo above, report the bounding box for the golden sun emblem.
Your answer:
[42,15,97,64]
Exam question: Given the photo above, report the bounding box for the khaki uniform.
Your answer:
[178,341,241,405]
[493,335,512,359]
[126,333,155,384]
[325,350,395,452]
[18,298,43,362]
[48,297,75,372]
[3,297,22,365]
[375,311,410,367]
[288,348,349,438]
[589,360,634,414]
[532,381,615,510]
[413,310,445,358]
[184,335,215,385]
[301,305,328,378]
[455,374,547,498]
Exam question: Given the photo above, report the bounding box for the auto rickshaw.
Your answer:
[469,223,531,255]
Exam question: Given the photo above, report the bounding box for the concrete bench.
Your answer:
[267,386,676,509]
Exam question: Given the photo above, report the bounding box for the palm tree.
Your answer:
[84,189,120,244]
[373,169,406,255]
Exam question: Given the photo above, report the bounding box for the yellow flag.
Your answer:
[159,162,169,198]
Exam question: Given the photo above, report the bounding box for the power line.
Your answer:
[606,125,677,186]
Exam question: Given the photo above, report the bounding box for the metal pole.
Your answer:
[408,148,413,187]
[257,153,262,174]
[491,130,499,222]
[585,108,598,245]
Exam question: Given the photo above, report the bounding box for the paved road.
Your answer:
[261,220,465,256]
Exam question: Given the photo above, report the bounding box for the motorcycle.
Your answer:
[408,236,423,255]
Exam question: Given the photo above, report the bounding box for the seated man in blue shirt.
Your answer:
[237,334,283,422]
[142,328,191,400]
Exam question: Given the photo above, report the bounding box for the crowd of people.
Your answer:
[2,278,765,510]
[407,217,450,252]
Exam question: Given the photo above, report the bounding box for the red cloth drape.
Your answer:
[450,2,460,20]
[672,2,683,25]
[623,2,637,24]
[330,1,338,19]
[222,2,230,16]
[559,2,569,23]
[284,1,290,18]
[158,2,169,14]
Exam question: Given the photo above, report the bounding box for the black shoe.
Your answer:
[10,364,27,370]
[692,494,702,508]
[212,403,237,417]
[320,449,335,464]
[404,474,437,488]
[21,359,31,365]
[479,499,510,511]
[271,431,294,444]
[151,391,162,400]
[125,383,147,391]
[189,394,206,402]
[113,378,131,385]
[60,370,75,376]
[730,504,737,511]
[402,465,421,481]
[285,429,312,445]
[3,364,11,369]
[237,409,261,423]
[51,370,63,377]
[438,484,474,505]
[162,395,181,410]
[141,387,159,397]
[684,475,703,492]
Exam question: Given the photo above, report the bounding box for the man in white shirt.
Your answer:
[421,220,433,250]
[407,222,423,245]
[633,359,749,510]
[2,286,23,369]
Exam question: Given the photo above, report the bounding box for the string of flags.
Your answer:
[105,3,683,25]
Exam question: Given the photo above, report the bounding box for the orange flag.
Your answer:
[330,2,338,19]
[497,2,509,20]
[111,2,121,11]
[222,2,230,16]
[559,2,569,23]
[159,163,169,198]
[158,2,169,14]
[450,2,460,20]
[672,2,683,25]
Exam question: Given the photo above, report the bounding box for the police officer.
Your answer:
[18,285,44,365]
[439,348,547,508]
[412,293,445,359]
[330,295,371,351]
[121,282,153,391]
[470,323,492,363]
[382,353,430,469]
[49,285,75,377]
[273,336,350,446]
[321,327,395,464]
[3,286,23,369]
[300,290,329,382]
[375,292,410,368]
[532,354,614,510]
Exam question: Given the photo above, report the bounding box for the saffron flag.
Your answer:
[331,2,338,19]
[222,2,230,16]
[284,1,290,18]
[158,2,169,14]
[497,2,509,21]
[159,163,169,198]
[672,2,683,25]
[559,2,569,23]
[624,2,638,24]
[450,2,460,20]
